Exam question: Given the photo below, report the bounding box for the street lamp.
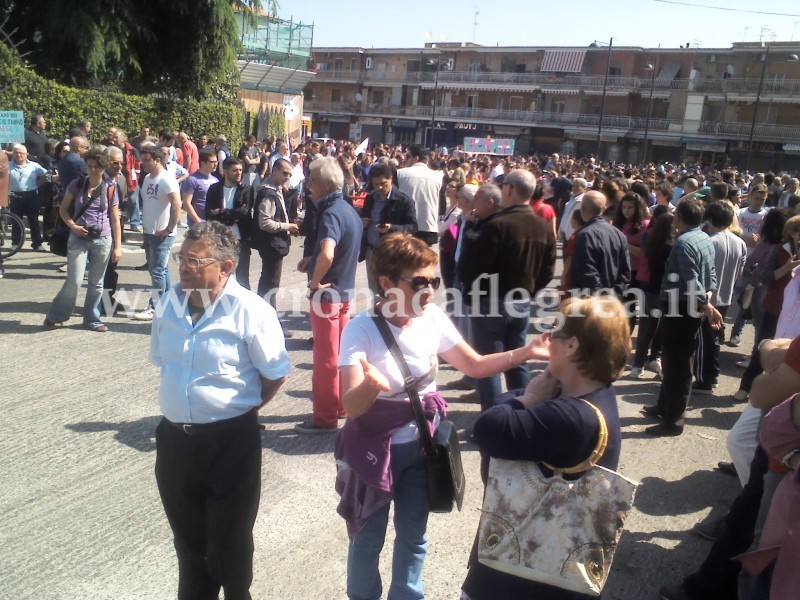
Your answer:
[745,47,799,171]
[641,59,658,165]
[426,58,449,150]
[595,38,613,161]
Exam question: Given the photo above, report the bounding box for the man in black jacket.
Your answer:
[568,190,630,297]
[205,157,255,289]
[251,158,299,306]
[459,172,557,411]
[360,161,418,294]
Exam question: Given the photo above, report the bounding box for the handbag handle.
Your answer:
[541,399,608,475]
[372,314,438,458]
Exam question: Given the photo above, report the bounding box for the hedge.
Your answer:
[0,43,246,148]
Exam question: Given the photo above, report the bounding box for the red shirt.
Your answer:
[530,199,555,225]
[182,140,199,174]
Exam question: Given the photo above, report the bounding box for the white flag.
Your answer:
[354,138,369,156]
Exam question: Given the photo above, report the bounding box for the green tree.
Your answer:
[0,0,257,101]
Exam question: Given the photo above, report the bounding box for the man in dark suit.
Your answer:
[568,190,630,297]
[205,157,255,289]
[360,161,418,294]
[459,171,557,411]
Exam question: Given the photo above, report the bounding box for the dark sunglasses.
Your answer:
[398,275,441,291]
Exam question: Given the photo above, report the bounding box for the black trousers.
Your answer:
[694,305,729,386]
[10,190,43,248]
[683,444,768,599]
[256,248,284,308]
[656,306,702,425]
[235,239,253,290]
[155,411,262,600]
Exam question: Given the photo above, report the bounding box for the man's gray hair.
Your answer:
[480,183,503,207]
[105,145,123,160]
[573,177,587,190]
[312,156,344,190]
[185,221,241,266]
[504,168,536,200]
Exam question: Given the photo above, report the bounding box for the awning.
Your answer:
[540,89,581,95]
[655,61,682,86]
[541,50,586,73]
[784,143,800,153]
[237,60,316,95]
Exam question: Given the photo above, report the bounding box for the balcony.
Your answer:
[310,67,800,98]
[311,69,364,83]
[699,121,800,141]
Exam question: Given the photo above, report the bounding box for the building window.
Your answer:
[551,100,566,114]
[334,58,343,71]
[331,89,341,102]
[350,58,357,71]
[509,96,523,111]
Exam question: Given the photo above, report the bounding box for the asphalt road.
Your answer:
[0,228,749,599]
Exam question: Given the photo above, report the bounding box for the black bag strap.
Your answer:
[372,313,438,458]
[70,176,95,223]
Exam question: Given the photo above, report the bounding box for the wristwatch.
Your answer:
[780,448,800,469]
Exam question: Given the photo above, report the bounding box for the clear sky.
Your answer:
[280,0,800,50]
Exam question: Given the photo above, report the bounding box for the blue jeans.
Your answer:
[347,440,429,600]
[469,299,532,411]
[47,234,112,327]
[127,190,141,227]
[143,233,174,306]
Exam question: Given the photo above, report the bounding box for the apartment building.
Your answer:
[304,41,800,170]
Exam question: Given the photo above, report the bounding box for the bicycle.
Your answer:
[1,206,26,259]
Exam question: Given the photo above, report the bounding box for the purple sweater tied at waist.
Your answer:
[334,392,447,536]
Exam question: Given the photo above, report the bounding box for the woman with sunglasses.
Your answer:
[461,295,631,600]
[336,232,548,600]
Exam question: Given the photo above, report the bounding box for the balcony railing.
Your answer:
[311,68,800,96]
[305,100,678,132]
[699,121,800,140]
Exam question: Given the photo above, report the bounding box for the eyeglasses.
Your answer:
[398,275,441,291]
[173,254,219,268]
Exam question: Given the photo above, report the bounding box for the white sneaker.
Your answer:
[132,307,154,321]
[728,335,741,347]
[733,389,748,401]
[34,245,48,252]
[628,367,644,379]
[736,358,750,368]
[645,359,663,378]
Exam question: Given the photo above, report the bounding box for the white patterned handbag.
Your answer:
[477,400,639,596]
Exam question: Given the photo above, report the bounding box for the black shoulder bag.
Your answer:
[50,177,93,256]
[373,314,465,513]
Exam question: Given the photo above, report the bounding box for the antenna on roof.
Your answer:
[472,7,479,44]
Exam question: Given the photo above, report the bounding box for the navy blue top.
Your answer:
[308,191,363,302]
[57,152,88,192]
[463,386,621,600]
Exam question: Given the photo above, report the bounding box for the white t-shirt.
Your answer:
[223,186,242,240]
[338,304,462,444]
[141,169,180,236]
[738,206,769,250]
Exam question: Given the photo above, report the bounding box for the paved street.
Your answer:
[1,229,749,599]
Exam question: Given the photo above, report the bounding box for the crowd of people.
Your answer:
[4,112,800,599]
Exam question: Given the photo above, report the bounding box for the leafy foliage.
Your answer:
[0,0,253,101]
[0,43,245,148]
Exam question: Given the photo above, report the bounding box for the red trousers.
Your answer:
[310,300,351,427]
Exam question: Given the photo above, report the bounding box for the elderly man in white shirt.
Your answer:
[151,221,290,600]
[558,177,587,242]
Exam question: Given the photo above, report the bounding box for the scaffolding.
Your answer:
[237,11,314,70]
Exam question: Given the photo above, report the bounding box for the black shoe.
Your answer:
[641,405,663,419]
[135,262,149,271]
[645,421,684,437]
[283,330,294,338]
[659,583,694,600]
[692,515,725,541]
[716,461,737,477]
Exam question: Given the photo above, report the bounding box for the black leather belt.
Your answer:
[164,409,259,435]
